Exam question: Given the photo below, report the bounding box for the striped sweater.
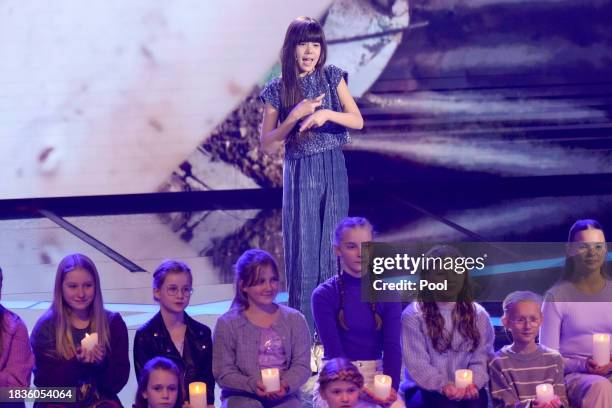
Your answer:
[489,344,569,408]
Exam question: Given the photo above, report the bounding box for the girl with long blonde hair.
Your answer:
[30,253,129,407]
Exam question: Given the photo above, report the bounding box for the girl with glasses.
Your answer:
[134,260,214,408]
[489,291,568,407]
[540,219,612,407]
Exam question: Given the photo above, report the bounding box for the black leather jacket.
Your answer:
[133,312,214,404]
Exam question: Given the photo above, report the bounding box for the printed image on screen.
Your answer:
[2,0,611,199]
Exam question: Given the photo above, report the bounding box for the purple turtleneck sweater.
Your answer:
[311,272,402,389]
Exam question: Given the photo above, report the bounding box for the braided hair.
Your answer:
[334,217,382,331]
[318,357,364,391]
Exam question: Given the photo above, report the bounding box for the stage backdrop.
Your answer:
[2,0,611,198]
[0,0,332,199]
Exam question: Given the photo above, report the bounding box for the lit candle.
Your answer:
[373,374,391,400]
[80,332,98,352]
[535,383,554,403]
[261,368,280,392]
[592,333,610,366]
[454,369,473,389]
[188,382,206,408]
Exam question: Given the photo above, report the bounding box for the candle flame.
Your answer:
[196,384,201,392]
[462,371,468,379]
[85,333,90,338]
[265,369,272,375]
[542,385,548,391]
[379,377,388,384]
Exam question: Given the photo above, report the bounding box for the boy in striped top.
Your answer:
[489,291,569,408]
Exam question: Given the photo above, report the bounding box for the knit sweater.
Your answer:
[401,301,495,392]
[212,305,311,401]
[540,279,612,374]
[489,344,569,408]
[0,306,34,386]
[311,273,402,388]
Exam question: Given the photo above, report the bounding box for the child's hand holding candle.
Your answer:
[592,333,610,366]
[373,374,392,400]
[454,369,473,389]
[80,332,98,352]
[261,368,281,393]
[535,383,554,403]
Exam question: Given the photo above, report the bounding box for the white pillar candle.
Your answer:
[535,383,555,403]
[80,332,98,352]
[454,369,473,389]
[373,374,391,400]
[261,368,281,392]
[592,333,610,366]
[188,382,206,408]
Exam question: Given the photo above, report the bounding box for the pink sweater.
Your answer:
[540,280,612,374]
[0,307,34,386]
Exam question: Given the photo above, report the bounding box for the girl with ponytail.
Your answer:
[30,253,129,408]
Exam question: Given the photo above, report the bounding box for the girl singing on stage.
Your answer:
[259,16,363,327]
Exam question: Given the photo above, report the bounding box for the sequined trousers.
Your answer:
[283,147,349,332]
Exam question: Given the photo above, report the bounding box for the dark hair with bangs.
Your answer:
[231,249,280,310]
[279,16,327,119]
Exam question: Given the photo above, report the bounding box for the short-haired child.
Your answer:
[489,291,569,408]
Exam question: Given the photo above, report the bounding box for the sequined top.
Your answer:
[260,64,351,159]
[258,327,286,369]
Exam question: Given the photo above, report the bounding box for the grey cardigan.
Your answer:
[212,304,311,399]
